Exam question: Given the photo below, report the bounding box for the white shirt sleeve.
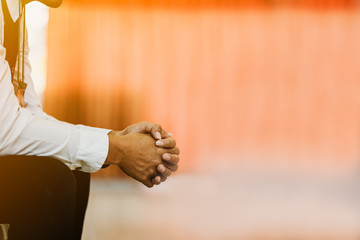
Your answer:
[0,50,111,173]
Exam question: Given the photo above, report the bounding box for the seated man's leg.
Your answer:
[0,155,76,240]
[71,170,90,240]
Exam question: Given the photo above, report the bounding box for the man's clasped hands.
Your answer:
[104,121,180,187]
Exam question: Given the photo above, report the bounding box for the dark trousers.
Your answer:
[0,155,90,240]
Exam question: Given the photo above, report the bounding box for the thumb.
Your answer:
[150,126,163,140]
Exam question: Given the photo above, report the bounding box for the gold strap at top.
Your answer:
[14,1,27,107]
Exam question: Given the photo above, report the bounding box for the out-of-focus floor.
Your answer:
[83,167,360,240]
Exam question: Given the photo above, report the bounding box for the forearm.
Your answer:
[0,110,109,172]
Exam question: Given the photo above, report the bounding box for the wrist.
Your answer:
[104,134,126,166]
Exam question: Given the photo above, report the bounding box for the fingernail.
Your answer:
[153,176,159,185]
[168,132,173,136]
[158,165,165,172]
[155,132,161,140]
[156,140,164,146]
[163,153,170,161]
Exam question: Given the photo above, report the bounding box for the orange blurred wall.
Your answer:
[44,0,360,177]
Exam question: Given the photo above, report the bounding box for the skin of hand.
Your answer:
[111,121,180,185]
[104,132,179,188]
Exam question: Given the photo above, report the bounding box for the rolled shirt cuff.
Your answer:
[74,126,112,173]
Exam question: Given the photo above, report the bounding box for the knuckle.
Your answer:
[173,155,179,164]
[157,148,164,156]
[166,156,174,164]
[165,169,172,176]
[144,178,153,185]
[161,168,168,176]
[141,175,148,182]
[171,147,180,155]
[166,139,173,147]
[164,140,171,147]
[148,168,156,176]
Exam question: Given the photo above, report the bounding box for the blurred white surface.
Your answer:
[84,167,360,240]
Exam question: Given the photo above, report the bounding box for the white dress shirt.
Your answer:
[0,0,111,173]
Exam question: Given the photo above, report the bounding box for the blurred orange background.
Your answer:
[29,0,360,239]
[43,0,360,177]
